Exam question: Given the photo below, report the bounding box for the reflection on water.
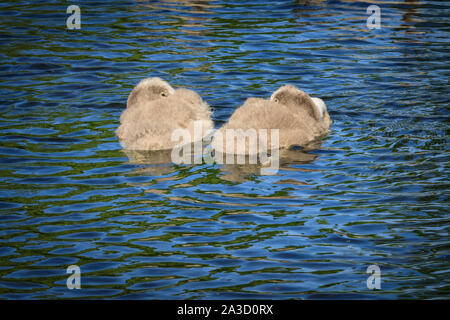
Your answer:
[0,0,448,299]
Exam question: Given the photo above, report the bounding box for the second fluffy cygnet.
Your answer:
[212,84,332,155]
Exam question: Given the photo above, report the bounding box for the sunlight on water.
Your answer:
[0,0,448,299]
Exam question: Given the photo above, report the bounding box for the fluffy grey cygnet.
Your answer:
[116,77,213,151]
[212,84,331,154]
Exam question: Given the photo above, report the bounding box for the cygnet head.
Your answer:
[126,77,175,108]
[270,84,326,121]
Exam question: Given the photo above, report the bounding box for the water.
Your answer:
[0,0,448,299]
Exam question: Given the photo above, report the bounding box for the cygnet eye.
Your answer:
[274,98,279,103]
[160,92,167,97]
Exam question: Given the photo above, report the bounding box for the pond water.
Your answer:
[0,0,448,299]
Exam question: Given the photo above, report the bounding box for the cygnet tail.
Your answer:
[311,97,327,120]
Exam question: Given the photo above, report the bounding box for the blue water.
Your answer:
[0,0,448,299]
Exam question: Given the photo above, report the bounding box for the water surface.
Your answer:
[0,0,449,299]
